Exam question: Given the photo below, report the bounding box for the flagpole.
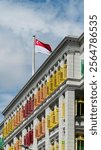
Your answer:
[32,35,35,75]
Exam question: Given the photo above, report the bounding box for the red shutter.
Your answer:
[25,102,28,117]
[28,100,31,114]
[26,133,28,146]
[23,107,26,118]
[31,130,33,144]
[24,135,26,146]
[29,130,33,145]
[31,97,34,111]
[29,99,32,113]
[28,132,30,146]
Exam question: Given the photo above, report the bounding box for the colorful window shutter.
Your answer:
[43,84,47,100]
[60,66,64,82]
[61,141,65,150]
[35,125,38,138]
[24,135,26,146]
[28,99,31,114]
[25,102,28,117]
[54,141,59,150]
[37,90,41,105]
[42,117,45,134]
[19,138,22,150]
[57,68,61,86]
[50,76,53,92]
[22,106,26,118]
[50,144,54,150]
[47,115,50,129]
[81,59,84,76]
[30,129,33,144]
[54,106,59,125]
[40,86,43,102]
[31,97,34,111]
[46,81,49,96]
[50,111,54,128]
[38,121,41,138]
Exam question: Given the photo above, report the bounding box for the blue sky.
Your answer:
[0,0,84,123]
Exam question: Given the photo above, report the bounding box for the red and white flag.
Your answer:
[35,39,52,55]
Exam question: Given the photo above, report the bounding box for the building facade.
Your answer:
[1,33,84,150]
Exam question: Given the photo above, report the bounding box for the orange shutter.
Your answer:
[40,86,43,102]
[35,125,38,138]
[42,117,45,135]
[37,90,41,105]
[43,84,47,100]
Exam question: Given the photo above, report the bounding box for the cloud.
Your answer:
[0,0,83,37]
[0,93,15,122]
[0,0,84,122]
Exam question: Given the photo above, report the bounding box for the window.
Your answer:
[75,135,84,150]
[77,140,84,150]
[75,98,84,116]
[81,59,84,76]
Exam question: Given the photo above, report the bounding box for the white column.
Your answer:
[30,123,34,149]
[22,128,27,150]
[59,95,63,150]
[60,58,64,68]
[67,54,74,78]
[6,144,10,150]
[74,52,80,79]
[33,118,38,149]
[65,90,75,150]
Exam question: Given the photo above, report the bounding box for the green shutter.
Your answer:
[81,59,84,76]
[0,138,4,149]
[77,140,81,150]
[81,141,84,150]
[77,140,84,150]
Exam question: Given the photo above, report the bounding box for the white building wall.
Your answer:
[65,90,75,150]
[67,54,74,78]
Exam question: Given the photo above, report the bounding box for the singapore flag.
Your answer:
[35,39,52,55]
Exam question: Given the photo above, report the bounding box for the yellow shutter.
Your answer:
[53,72,56,90]
[47,115,50,129]
[50,110,55,129]
[50,144,54,150]
[54,107,59,125]
[55,71,58,87]
[60,66,64,83]
[2,126,5,138]
[61,141,65,150]
[8,120,10,134]
[57,68,61,85]
[46,81,50,96]
[48,78,52,95]
[54,141,59,150]
[9,119,12,132]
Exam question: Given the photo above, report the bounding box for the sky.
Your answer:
[0,0,84,123]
